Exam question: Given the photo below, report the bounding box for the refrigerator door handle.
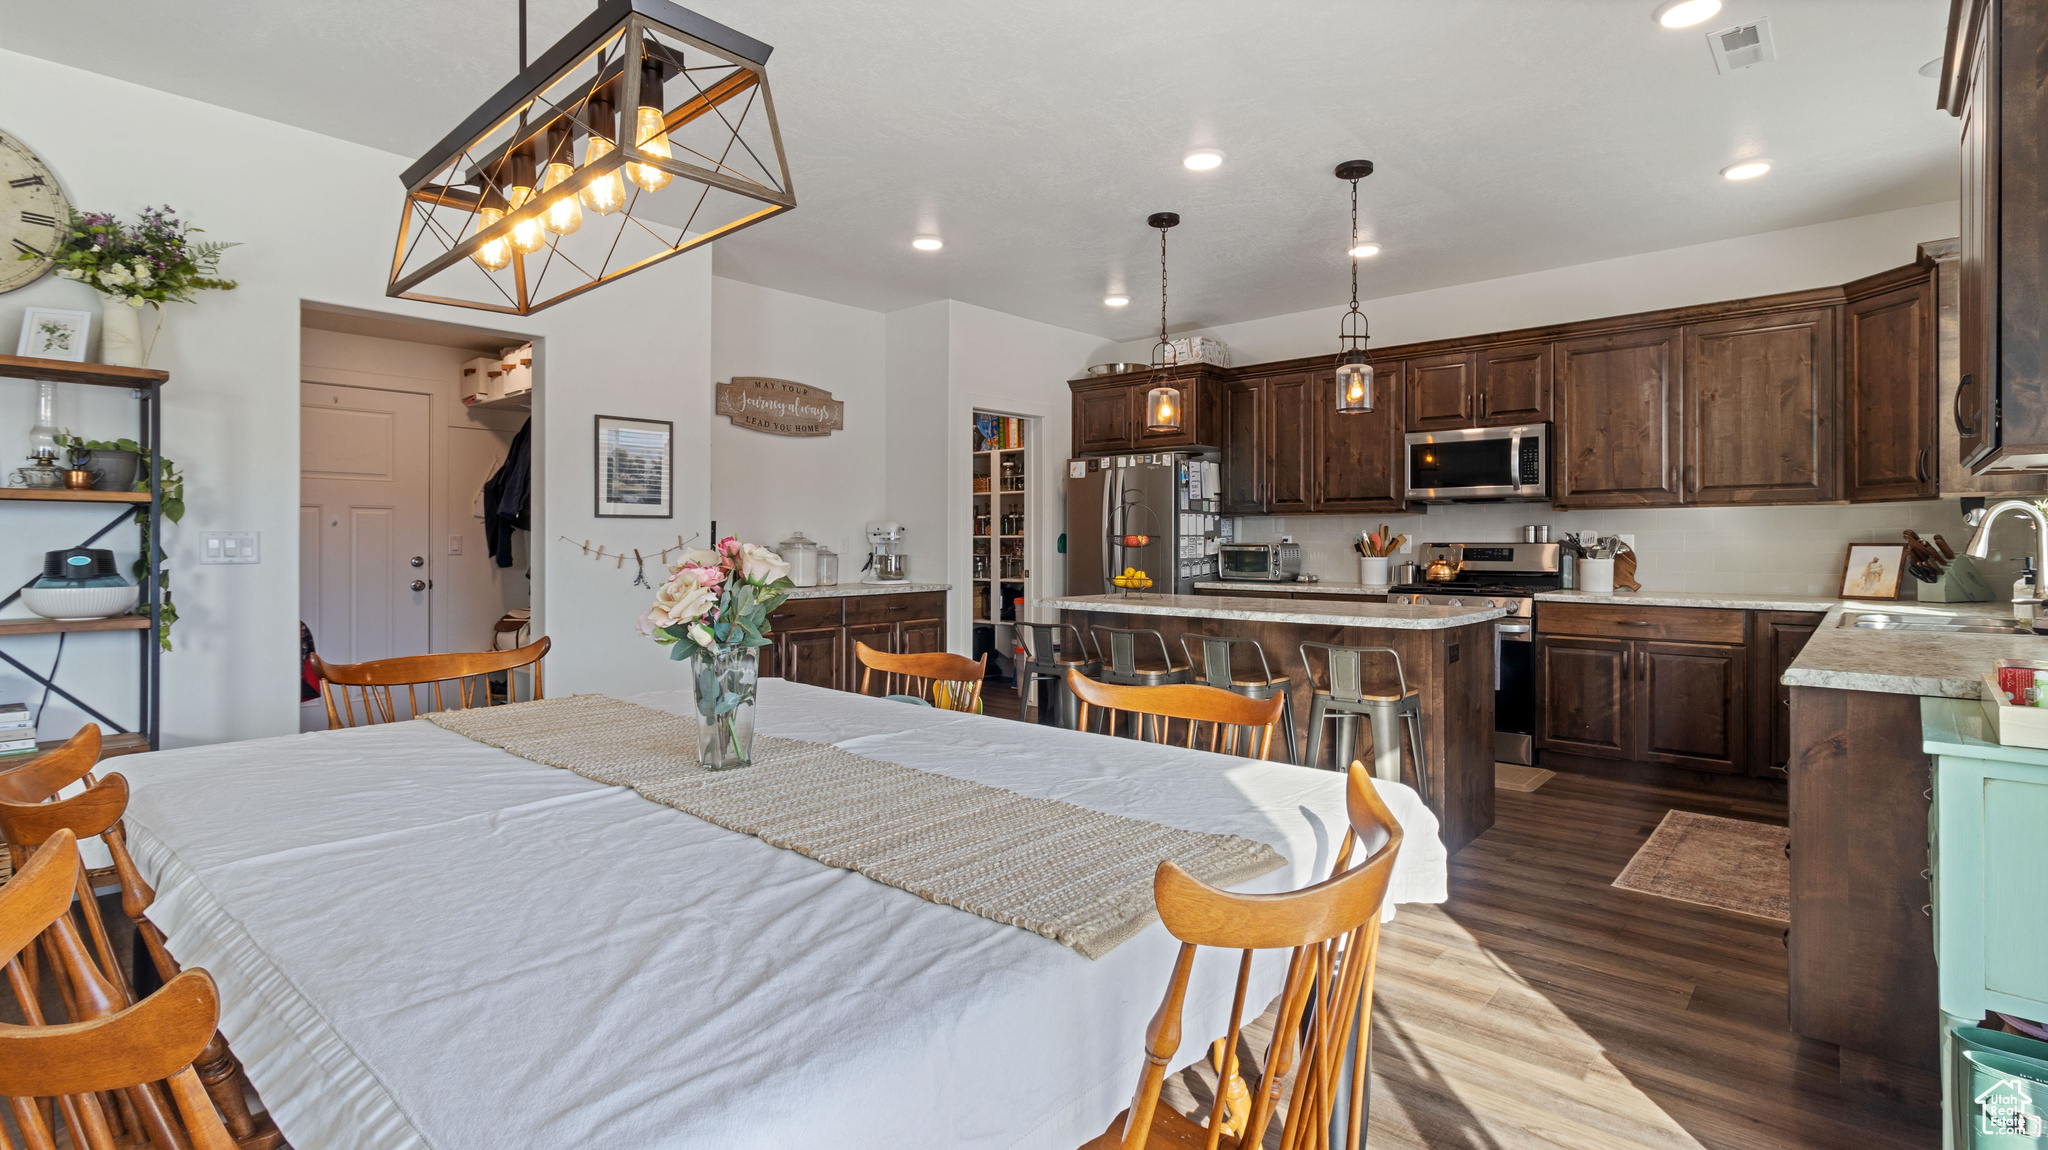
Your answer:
[1103,465,1118,593]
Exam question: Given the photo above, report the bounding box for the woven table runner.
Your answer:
[424,695,1285,958]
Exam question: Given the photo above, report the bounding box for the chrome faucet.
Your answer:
[1965,500,2048,626]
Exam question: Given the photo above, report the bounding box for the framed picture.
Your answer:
[1840,543,1906,600]
[595,415,672,518]
[16,307,92,361]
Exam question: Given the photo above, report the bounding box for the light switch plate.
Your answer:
[1617,533,1636,550]
[201,531,260,564]
[449,534,464,555]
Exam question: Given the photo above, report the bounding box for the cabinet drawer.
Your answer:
[1538,602,1745,644]
[847,591,945,624]
[765,597,844,631]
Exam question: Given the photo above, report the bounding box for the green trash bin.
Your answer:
[1954,1027,2048,1147]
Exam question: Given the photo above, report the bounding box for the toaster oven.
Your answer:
[1217,543,1303,582]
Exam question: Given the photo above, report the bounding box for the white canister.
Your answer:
[1360,556,1390,588]
[776,532,820,588]
[1579,557,1616,595]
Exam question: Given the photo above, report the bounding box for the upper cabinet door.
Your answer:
[1222,377,1267,514]
[1404,352,1478,430]
[1845,278,1939,502]
[1476,344,1552,426]
[1266,372,1315,513]
[1073,385,1134,455]
[1957,33,1996,469]
[1553,328,1684,508]
[1312,363,1405,512]
[1684,307,1839,505]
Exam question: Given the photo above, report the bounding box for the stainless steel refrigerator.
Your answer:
[1064,454,1223,596]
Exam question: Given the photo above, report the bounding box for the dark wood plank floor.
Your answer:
[987,676,1942,1148]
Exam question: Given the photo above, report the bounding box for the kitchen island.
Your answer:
[1040,592,1504,853]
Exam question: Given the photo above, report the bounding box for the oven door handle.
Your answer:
[1495,622,1532,691]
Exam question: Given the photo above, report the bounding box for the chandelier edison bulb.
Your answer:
[580,135,627,213]
[541,163,583,235]
[628,105,673,192]
[1335,354,1374,414]
[472,188,513,271]
[504,186,547,254]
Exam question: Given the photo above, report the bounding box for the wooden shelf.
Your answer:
[0,355,168,389]
[0,616,150,637]
[0,731,151,769]
[0,488,150,504]
[462,391,531,413]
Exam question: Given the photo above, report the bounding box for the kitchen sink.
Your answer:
[1838,612,2038,635]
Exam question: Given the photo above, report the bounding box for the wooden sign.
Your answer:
[716,377,844,437]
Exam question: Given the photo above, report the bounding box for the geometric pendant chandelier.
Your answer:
[388,0,794,315]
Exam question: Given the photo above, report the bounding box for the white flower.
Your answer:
[648,565,718,629]
[131,260,154,287]
[96,265,132,289]
[671,547,723,573]
[738,543,791,585]
[55,268,82,281]
[125,297,145,308]
[687,623,714,648]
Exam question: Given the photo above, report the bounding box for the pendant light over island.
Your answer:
[1333,159,1376,414]
[1144,211,1184,433]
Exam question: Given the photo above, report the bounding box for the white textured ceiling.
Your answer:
[0,0,1957,338]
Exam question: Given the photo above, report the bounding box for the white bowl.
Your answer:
[21,583,140,621]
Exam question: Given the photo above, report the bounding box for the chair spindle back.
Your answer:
[312,636,550,729]
[1066,669,1285,759]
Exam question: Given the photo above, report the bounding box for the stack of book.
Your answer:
[1,703,35,758]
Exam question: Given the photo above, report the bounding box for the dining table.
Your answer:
[117,677,1450,1150]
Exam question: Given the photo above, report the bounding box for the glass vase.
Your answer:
[692,648,759,770]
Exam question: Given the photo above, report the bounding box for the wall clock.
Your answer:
[0,128,70,294]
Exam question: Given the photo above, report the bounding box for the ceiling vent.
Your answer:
[1708,17,1777,73]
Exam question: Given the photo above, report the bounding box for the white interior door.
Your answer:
[301,382,431,666]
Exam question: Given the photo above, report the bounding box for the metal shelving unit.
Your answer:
[0,354,166,758]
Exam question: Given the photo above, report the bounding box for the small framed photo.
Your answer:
[1840,543,1906,600]
[595,415,672,518]
[16,308,92,361]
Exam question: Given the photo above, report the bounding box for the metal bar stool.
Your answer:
[1090,625,1190,738]
[1015,622,1100,728]
[1179,634,1299,765]
[1298,641,1432,807]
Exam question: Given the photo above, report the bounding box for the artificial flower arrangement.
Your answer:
[40,205,238,307]
[641,536,793,768]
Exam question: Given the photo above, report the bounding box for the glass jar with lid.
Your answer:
[815,545,838,586]
[777,532,820,588]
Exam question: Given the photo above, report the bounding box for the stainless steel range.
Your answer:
[1388,542,1563,766]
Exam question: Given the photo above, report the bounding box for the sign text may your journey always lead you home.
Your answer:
[716,377,845,437]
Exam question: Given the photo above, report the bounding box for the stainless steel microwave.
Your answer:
[1404,424,1549,503]
[1217,543,1303,582]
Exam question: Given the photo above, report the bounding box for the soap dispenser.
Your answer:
[2016,557,2038,624]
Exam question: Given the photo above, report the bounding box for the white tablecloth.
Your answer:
[119,680,1448,1150]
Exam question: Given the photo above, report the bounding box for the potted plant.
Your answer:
[29,205,237,367]
[55,434,184,650]
[639,537,793,769]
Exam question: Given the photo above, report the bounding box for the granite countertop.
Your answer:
[1192,580,1389,596]
[1039,592,1503,630]
[1537,589,1847,613]
[783,582,949,600]
[1783,601,2048,698]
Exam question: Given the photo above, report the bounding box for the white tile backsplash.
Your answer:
[1235,499,2037,599]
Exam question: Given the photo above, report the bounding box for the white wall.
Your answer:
[0,48,712,747]
[1115,201,1962,365]
[709,278,886,563]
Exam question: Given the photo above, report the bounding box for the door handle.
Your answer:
[1478,391,1488,419]
[409,579,426,592]
[1686,464,1697,495]
[1955,374,1977,435]
[410,556,425,568]
[1616,619,1651,626]
[1916,445,1930,484]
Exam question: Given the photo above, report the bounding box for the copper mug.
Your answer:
[63,468,101,490]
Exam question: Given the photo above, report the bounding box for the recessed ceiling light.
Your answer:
[1348,242,1381,259]
[1918,56,1945,78]
[1103,295,1130,307]
[911,236,943,251]
[1720,159,1772,180]
[1182,150,1224,171]
[1652,0,1721,28]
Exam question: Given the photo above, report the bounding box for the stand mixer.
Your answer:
[862,522,908,583]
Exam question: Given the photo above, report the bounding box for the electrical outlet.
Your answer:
[1617,534,1636,550]
[201,532,260,564]
[449,534,463,555]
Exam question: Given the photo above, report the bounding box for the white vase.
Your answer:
[97,302,162,368]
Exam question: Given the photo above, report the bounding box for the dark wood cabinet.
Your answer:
[1844,268,1939,502]
[1684,307,1838,505]
[1943,0,2048,475]
[844,621,896,695]
[1753,611,1823,775]
[1222,378,1265,514]
[1404,352,1478,430]
[780,626,844,691]
[1072,385,1133,455]
[1475,344,1551,426]
[1637,641,1746,773]
[1311,365,1404,512]
[1266,372,1314,513]
[1553,327,1684,508]
[762,592,947,698]
[1536,635,1633,759]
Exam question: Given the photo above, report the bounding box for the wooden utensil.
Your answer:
[1933,534,1957,561]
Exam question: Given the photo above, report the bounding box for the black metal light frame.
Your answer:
[1145,211,1184,433]
[389,0,795,315]
[1334,160,1375,415]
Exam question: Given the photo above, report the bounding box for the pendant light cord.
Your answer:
[1349,177,1360,310]
[519,0,528,68]
[1158,223,1170,349]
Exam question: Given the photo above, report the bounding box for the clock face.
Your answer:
[0,129,69,294]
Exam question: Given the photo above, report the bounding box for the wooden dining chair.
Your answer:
[0,774,284,1150]
[0,722,101,804]
[0,830,240,1150]
[1066,669,1287,760]
[853,642,989,712]
[312,636,551,728]
[1081,763,1404,1150]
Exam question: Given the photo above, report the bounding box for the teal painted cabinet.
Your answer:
[1920,698,2048,1148]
